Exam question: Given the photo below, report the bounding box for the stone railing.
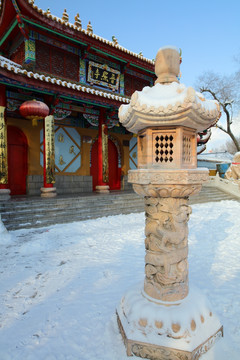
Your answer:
[205,173,240,199]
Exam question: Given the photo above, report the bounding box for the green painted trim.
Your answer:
[0,19,18,47]
[24,18,86,46]
[61,95,109,108]
[23,18,155,74]
[25,18,127,64]
[0,80,111,108]
[93,48,127,64]
[0,80,53,95]
[129,62,155,75]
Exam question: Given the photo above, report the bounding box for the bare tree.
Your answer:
[196,70,240,152]
[219,136,240,154]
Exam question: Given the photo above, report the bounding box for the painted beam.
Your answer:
[0,19,18,47]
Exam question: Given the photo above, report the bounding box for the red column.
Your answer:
[0,84,8,190]
[0,84,6,106]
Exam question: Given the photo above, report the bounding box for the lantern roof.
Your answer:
[119,82,220,133]
[119,46,220,133]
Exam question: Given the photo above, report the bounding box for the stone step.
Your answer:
[0,192,145,230]
[189,186,236,204]
[0,193,140,212]
[4,206,144,231]
[1,187,238,231]
[1,200,143,223]
[1,197,142,216]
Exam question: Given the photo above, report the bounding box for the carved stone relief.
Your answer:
[144,197,191,301]
[133,184,202,198]
[128,169,209,186]
[131,344,191,360]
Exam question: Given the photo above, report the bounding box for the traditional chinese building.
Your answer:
[0,0,155,199]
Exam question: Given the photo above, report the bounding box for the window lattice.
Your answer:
[154,135,174,163]
[183,136,192,163]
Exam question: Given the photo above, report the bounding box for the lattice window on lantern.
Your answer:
[180,128,197,168]
[154,133,174,164]
[183,135,192,164]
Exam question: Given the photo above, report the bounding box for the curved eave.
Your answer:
[197,144,207,155]
[0,63,130,107]
[198,130,211,145]
[0,0,155,73]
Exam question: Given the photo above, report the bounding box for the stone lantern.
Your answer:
[117,46,223,360]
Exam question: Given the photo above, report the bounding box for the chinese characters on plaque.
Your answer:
[0,106,8,184]
[44,115,55,184]
[87,61,120,91]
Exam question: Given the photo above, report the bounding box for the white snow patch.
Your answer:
[0,202,239,359]
[0,214,11,245]
[135,82,218,111]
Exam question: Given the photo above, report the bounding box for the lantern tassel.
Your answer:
[32,117,38,126]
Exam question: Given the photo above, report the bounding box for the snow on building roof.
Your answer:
[197,151,233,162]
[0,55,130,104]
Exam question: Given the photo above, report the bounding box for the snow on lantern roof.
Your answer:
[119,46,220,133]
[0,55,130,104]
[119,82,220,133]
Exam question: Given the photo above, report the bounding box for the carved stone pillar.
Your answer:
[116,46,223,359]
[144,193,190,302]
[131,169,208,303]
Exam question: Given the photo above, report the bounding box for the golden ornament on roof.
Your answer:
[87,21,93,34]
[74,13,82,28]
[112,36,118,45]
[62,9,69,22]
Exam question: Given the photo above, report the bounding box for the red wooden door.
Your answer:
[7,126,28,195]
[91,139,120,191]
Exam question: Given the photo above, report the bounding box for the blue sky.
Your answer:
[34,0,240,151]
[35,0,240,87]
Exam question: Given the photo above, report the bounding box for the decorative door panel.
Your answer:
[40,126,81,173]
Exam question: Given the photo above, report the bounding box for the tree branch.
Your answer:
[216,124,228,134]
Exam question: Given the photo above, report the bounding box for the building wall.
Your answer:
[7,116,132,194]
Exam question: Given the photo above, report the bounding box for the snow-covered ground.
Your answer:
[0,200,240,360]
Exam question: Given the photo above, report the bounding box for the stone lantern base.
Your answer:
[95,185,110,193]
[117,284,223,360]
[40,187,57,198]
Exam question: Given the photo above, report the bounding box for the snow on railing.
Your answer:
[206,173,240,199]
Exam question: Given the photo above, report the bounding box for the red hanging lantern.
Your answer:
[19,100,49,126]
